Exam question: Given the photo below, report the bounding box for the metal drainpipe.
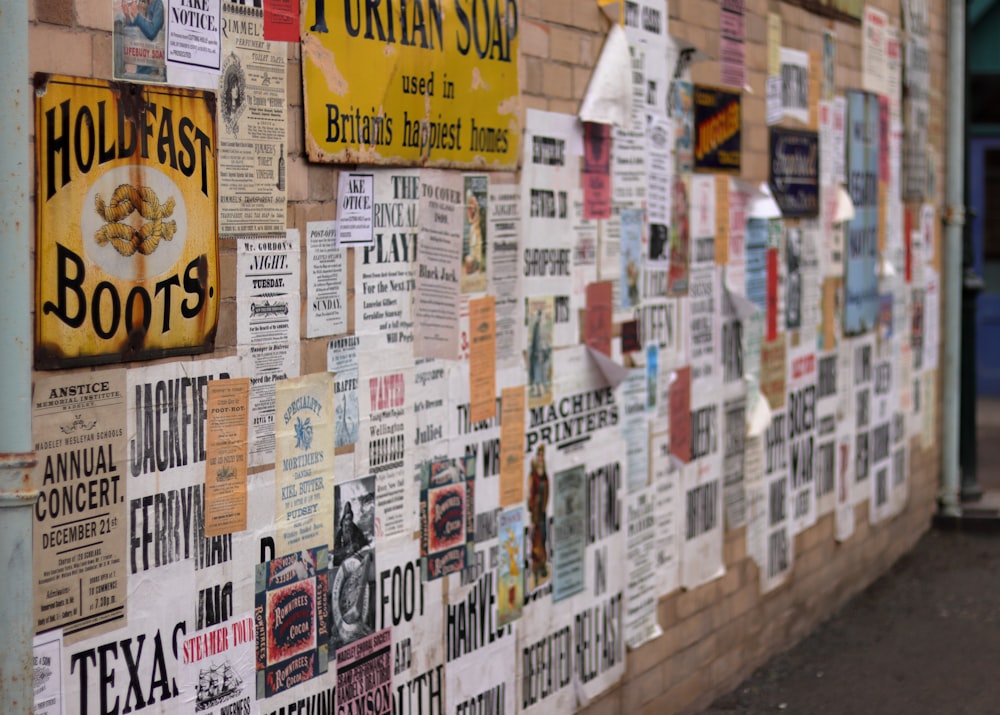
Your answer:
[0,0,38,710]
[940,0,965,516]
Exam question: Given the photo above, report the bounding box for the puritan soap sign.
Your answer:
[302,0,520,168]
[35,75,219,368]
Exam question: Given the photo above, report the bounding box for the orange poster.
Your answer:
[500,385,526,506]
[205,378,250,536]
[469,296,497,424]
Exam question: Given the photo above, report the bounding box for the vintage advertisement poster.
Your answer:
[668,175,691,294]
[274,373,335,553]
[623,368,650,491]
[218,0,287,239]
[526,296,555,409]
[522,110,580,347]
[851,335,875,503]
[305,221,347,338]
[862,5,889,96]
[769,128,819,218]
[787,351,817,534]
[651,430,680,596]
[469,295,496,423]
[586,281,613,356]
[488,183,522,368]
[238,234,301,466]
[302,0,519,167]
[166,0,221,75]
[179,611,257,715]
[114,0,167,81]
[760,410,793,591]
[620,208,645,311]
[671,80,694,173]
[336,172,375,246]
[625,484,663,648]
[500,385,526,506]
[254,547,330,698]
[693,85,741,174]
[357,368,416,539]
[462,174,490,293]
[420,456,475,581]
[720,0,746,88]
[680,459,724,590]
[328,335,360,448]
[552,464,587,602]
[815,351,840,517]
[204,378,249,537]
[356,169,419,370]
[33,629,65,715]
[611,43,648,207]
[331,475,377,650]
[447,627,517,715]
[497,507,525,626]
[845,91,881,334]
[583,122,612,219]
[689,265,720,394]
[414,170,463,359]
[35,76,219,368]
[869,352,895,524]
[669,366,692,463]
[780,47,809,125]
[32,369,127,638]
[723,395,748,528]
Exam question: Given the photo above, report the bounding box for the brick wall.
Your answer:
[26,0,949,712]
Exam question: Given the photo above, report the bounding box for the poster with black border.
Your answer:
[419,455,475,581]
[693,85,741,174]
[769,127,819,218]
[331,475,377,651]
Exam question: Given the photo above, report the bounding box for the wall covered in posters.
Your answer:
[24,0,948,714]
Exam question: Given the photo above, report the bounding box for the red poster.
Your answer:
[669,367,692,463]
[584,281,613,356]
[264,0,300,41]
[582,122,612,219]
[766,246,779,341]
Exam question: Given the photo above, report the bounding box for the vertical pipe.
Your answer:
[0,0,38,711]
[941,0,965,516]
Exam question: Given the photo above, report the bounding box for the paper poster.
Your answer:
[585,281,613,356]
[552,465,587,602]
[457,174,490,294]
[32,370,128,638]
[680,460,724,589]
[179,612,257,715]
[327,335,360,448]
[356,169,419,370]
[305,221,348,338]
[723,395,748,528]
[651,431,680,596]
[357,369,416,539]
[167,0,220,74]
[274,373,335,553]
[217,0,286,239]
[668,175,691,294]
[525,441,552,595]
[767,12,782,77]
[254,547,330,698]
[620,207,645,310]
[647,116,674,232]
[205,378,250,536]
[689,265,720,393]
[822,30,837,100]
[815,352,840,517]
[238,233,301,465]
[114,0,167,81]
[669,367,692,462]
[720,0,746,88]
[670,81,694,173]
[761,410,793,591]
[787,351,817,534]
[494,507,525,626]
[263,0,298,41]
[469,296,497,424]
[583,122,612,219]
[526,296,555,408]
[415,170,463,359]
[611,35,647,206]
[522,110,581,347]
[33,629,65,715]
[420,456,475,581]
[500,386,526,506]
[862,5,889,96]
[769,128,820,218]
[852,336,875,503]
[625,485,663,649]
[488,183,523,368]
[693,85,742,174]
[330,475,377,650]
[336,172,375,246]
[845,91,881,335]
[447,627,517,715]
[336,629,392,715]
[780,47,810,125]
[869,353,894,524]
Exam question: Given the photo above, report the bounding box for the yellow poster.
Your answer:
[35,75,219,368]
[205,378,250,537]
[301,0,520,167]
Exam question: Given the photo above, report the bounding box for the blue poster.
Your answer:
[551,464,586,602]
[844,91,880,335]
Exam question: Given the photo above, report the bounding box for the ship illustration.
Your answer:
[196,662,242,711]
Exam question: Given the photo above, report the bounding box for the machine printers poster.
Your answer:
[254,546,330,698]
[330,476,376,651]
[179,611,257,715]
[238,233,301,466]
[305,221,347,339]
[680,458,724,589]
[522,110,581,347]
[327,335,360,448]
[274,373,335,553]
[355,169,420,373]
[844,91,881,335]
[357,368,416,540]
[218,0,287,239]
[32,369,127,639]
[488,183,523,369]
[336,629,392,715]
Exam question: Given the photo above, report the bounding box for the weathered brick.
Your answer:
[542,62,574,99]
[30,25,92,75]
[521,19,550,59]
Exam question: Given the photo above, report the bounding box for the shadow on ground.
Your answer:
[699,529,1000,715]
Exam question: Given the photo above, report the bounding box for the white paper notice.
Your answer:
[167,0,221,74]
[336,171,375,246]
[306,220,348,338]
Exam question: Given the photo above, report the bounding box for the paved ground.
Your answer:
[698,399,1000,715]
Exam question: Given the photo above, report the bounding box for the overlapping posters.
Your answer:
[34,76,219,367]
[331,475,376,650]
[254,547,330,698]
[356,169,419,371]
[844,91,881,335]
[274,373,335,553]
[336,628,393,715]
[420,456,475,581]
[32,370,128,638]
[218,0,287,238]
[301,0,519,167]
[238,234,301,466]
[179,611,256,715]
[693,85,741,174]
[769,128,819,218]
[113,0,167,82]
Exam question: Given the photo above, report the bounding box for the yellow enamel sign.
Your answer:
[302,0,520,168]
[35,75,220,368]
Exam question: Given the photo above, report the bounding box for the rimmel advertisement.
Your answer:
[301,0,520,167]
[34,75,219,368]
